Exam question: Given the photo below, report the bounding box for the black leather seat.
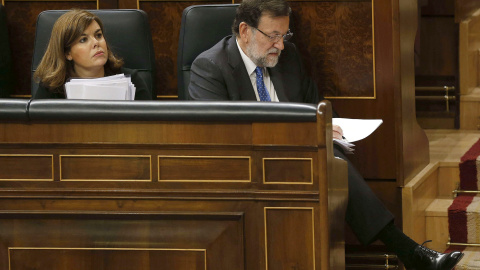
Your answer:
[31,9,156,99]
[0,5,14,98]
[177,4,238,100]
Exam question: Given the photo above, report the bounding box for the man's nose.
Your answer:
[274,38,285,51]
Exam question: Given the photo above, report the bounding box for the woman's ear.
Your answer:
[65,52,72,61]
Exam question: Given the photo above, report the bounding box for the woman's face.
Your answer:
[65,20,109,77]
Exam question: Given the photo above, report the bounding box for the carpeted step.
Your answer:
[449,194,480,244]
[448,138,480,245]
[445,246,480,270]
[459,138,480,191]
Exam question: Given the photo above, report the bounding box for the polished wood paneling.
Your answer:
[457,3,480,130]
[158,155,251,181]
[0,154,53,180]
[140,1,230,99]
[0,122,253,144]
[397,0,430,186]
[460,98,480,129]
[60,155,151,181]
[2,211,243,270]
[4,1,96,97]
[263,158,313,184]
[252,122,318,146]
[330,0,397,180]
[402,163,439,244]
[416,17,457,77]
[331,0,429,184]
[0,101,349,269]
[459,11,480,96]
[10,249,207,269]
[264,207,315,270]
[290,1,374,98]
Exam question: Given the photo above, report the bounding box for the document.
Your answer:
[332,118,383,154]
[64,74,136,100]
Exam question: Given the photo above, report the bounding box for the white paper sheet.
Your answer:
[64,74,136,100]
[332,118,383,142]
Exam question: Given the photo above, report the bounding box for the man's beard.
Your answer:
[246,35,281,68]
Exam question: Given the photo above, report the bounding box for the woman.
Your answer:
[33,9,151,100]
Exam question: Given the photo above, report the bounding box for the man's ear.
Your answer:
[239,22,249,43]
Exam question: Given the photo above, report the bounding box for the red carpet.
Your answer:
[448,194,475,243]
[459,138,480,191]
[447,138,480,269]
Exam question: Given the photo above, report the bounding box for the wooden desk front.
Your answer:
[0,101,347,270]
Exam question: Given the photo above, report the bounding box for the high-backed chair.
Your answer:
[0,4,14,98]
[177,4,238,100]
[31,9,156,99]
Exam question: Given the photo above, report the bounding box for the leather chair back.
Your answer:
[0,5,14,98]
[31,9,156,99]
[177,4,238,100]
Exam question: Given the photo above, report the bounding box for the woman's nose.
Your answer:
[93,38,99,47]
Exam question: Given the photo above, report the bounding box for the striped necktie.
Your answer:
[255,67,271,102]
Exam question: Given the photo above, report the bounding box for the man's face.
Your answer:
[246,15,290,68]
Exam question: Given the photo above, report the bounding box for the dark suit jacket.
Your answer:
[189,35,320,104]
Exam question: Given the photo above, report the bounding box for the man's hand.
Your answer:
[332,125,344,140]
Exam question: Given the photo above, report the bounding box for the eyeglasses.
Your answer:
[252,27,293,43]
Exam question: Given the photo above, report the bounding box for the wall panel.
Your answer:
[140,0,231,99]
[4,1,96,97]
[4,0,374,100]
[290,1,374,98]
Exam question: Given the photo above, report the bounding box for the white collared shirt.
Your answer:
[236,38,279,102]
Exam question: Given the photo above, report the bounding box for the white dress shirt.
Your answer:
[236,39,279,102]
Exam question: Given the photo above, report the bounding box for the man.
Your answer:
[188,0,464,269]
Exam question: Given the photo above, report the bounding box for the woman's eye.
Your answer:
[95,33,103,39]
[79,37,87,43]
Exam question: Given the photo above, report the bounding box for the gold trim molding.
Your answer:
[262,157,313,185]
[59,154,152,182]
[0,154,54,181]
[158,155,252,182]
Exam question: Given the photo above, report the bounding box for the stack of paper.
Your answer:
[332,118,383,154]
[64,74,136,100]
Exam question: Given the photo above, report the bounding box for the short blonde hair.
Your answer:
[34,9,123,93]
